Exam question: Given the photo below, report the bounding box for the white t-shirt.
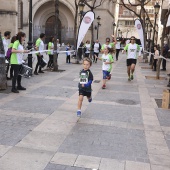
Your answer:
[51,43,54,55]
[85,44,91,53]
[102,54,112,71]
[39,40,44,55]
[2,38,10,56]
[124,43,140,59]
[94,43,100,53]
[17,44,24,64]
[116,41,121,49]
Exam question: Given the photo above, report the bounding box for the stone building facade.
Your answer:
[0,0,117,44]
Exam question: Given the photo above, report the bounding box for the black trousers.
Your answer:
[34,55,43,73]
[153,59,157,71]
[85,53,90,58]
[11,64,22,89]
[66,55,70,63]
[162,58,166,70]
[47,54,53,68]
[116,49,120,60]
[93,53,99,62]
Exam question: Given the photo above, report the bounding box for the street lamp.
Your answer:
[95,16,101,39]
[27,0,33,68]
[152,2,160,46]
[79,1,85,20]
[126,29,129,38]
[118,29,120,37]
[113,23,116,35]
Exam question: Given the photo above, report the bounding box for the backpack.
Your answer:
[6,48,12,59]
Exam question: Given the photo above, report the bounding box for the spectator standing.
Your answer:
[66,43,71,63]
[161,41,169,71]
[47,37,54,69]
[34,33,45,75]
[92,39,101,63]
[2,31,11,79]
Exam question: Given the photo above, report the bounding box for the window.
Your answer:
[18,1,23,29]
[123,10,134,16]
[125,21,134,26]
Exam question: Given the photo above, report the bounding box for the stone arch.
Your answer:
[33,0,75,43]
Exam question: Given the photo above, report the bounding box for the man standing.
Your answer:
[92,39,101,63]
[123,36,140,81]
[115,38,121,61]
[161,41,169,71]
[2,31,11,79]
[34,33,45,75]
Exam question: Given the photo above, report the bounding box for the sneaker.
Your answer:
[88,98,92,103]
[77,110,81,117]
[102,84,106,89]
[17,86,26,90]
[128,77,131,81]
[130,74,134,80]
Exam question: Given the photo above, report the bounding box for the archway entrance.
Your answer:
[45,16,61,43]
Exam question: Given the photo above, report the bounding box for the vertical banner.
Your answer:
[135,19,144,51]
[77,11,95,50]
[166,14,170,27]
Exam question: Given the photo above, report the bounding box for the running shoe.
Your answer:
[102,84,106,89]
[88,98,92,102]
[128,77,131,81]
[130,74,134,80]
[77,110,81,117]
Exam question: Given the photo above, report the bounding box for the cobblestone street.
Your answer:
[0,54,170,170]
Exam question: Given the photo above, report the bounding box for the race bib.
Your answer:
[79,73,88,84]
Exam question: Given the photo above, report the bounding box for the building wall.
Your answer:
[0,0,117,44]
[0,0,18,36]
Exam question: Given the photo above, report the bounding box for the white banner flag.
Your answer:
[77,11,95,50]
[166,14,170,27]
[135,19,144,51]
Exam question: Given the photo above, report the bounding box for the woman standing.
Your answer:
[153,45,159,71]
[47,37,54,69]
[10,32,29,93]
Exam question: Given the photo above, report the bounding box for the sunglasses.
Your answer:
[131,39,135,40]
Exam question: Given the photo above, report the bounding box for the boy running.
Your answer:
[123,36,140,81]
[77,58,93,117]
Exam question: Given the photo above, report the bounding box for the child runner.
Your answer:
[96,47,114,89]
[77,58,93,117]
[123,36,140,81]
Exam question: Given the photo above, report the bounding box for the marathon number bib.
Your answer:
[79,73,88,84]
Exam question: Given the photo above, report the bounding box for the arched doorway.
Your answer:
[45,16,61,43]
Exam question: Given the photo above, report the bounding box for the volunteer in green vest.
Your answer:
[34,33,45,75]
[10,32,29,93]
[47,36,54,69]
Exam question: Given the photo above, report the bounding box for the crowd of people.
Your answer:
[2,30,169,103]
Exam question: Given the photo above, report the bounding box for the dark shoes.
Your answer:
[17,86,26,90]
[34,71,38,75]
[11,88,19,93]
[161,69,166,71]
[38,71,44,73]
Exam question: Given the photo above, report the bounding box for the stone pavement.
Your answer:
[0,53,170,170]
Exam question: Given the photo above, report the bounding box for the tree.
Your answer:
[53,0,59,71]
[0,32,7,90]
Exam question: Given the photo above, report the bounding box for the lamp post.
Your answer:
[118,29,120,38]
[113,23,116,35]
[148,24,152,51]
[27,0,33,68]
[152,2,160,47]
[79,1,85,20]
[145,17,149,42]
[76,1,85,64]
[95,16,101,39]
[126,29,129,38]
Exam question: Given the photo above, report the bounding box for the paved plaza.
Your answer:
[0,54,170,170]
